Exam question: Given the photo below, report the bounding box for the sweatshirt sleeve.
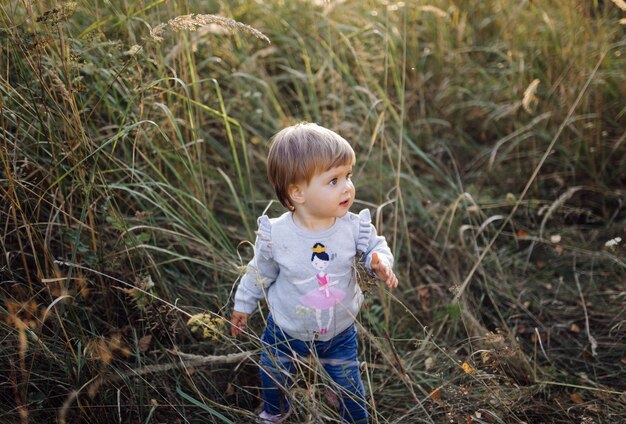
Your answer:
[356,209,394,272]
[233,216,279,314]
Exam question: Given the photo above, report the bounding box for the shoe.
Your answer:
[325,389,340,409]
[259,410,282,423]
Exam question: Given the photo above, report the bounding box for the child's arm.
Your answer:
[231,310,249,336]
[231,216,278,335]
[358,210,398,288]
[371,251,398,288]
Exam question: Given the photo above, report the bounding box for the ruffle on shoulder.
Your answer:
[356,209,372,253]
[255,215,273,260]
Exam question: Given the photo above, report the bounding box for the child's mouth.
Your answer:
[340,199,350,207]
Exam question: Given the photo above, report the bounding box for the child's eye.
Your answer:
[329,178,337,185]
[347,173,352,180]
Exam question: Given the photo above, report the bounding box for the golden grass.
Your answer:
[150,13,270,44]
[1,0,624,422]
[610,0,626,12]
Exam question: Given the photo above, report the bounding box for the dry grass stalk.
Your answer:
[610,0,626,12]
[522,79,540,113]
[418,6,449,19]
[150,14,270,44]
[47,71,71,101]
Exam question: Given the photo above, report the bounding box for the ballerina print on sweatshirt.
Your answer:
[293,243,347,334]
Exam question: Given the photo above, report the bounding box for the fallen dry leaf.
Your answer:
[570,323,581,333]
[424,356,435,371]
[138,334,152,352]
[531,332,547,343]
[570,392,584,404]
[429,387,441,400]
[461,361,474,374]
[225,383,235,396]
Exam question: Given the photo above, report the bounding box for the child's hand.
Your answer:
[230,311,249,336]
[371,252,398,289]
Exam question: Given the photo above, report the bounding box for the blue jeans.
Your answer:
[259,315,368,423]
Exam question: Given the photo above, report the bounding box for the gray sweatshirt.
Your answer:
[233,209,393,341]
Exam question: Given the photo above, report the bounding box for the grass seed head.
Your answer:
[150,14,269,44]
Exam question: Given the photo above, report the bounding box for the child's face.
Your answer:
[293,163,355,222]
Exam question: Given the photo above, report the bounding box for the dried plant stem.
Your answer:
[574,271,598,357]
[524,185,585,270]
[452,49,609,303]
[58,351,252,424]
[150,13,270,44]
[356,321,434,423]
[610,0,626,12]
[167,349,253,367]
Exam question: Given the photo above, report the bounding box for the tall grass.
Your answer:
[1,0,625,423]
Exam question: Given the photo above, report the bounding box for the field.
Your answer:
[1,1,625,423]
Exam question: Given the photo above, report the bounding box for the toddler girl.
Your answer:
[231,123,397,423]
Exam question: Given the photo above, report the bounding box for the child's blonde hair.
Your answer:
[267,122,356,210]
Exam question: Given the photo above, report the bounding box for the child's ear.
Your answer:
[289,184,305,205]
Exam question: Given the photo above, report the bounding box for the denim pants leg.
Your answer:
[259,316,301,416]
[317,325,368,424]
[259,316,368,423]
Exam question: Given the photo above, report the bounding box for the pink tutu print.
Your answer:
[299,274,346,309]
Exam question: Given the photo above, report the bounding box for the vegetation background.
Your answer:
[1,0,625,423]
